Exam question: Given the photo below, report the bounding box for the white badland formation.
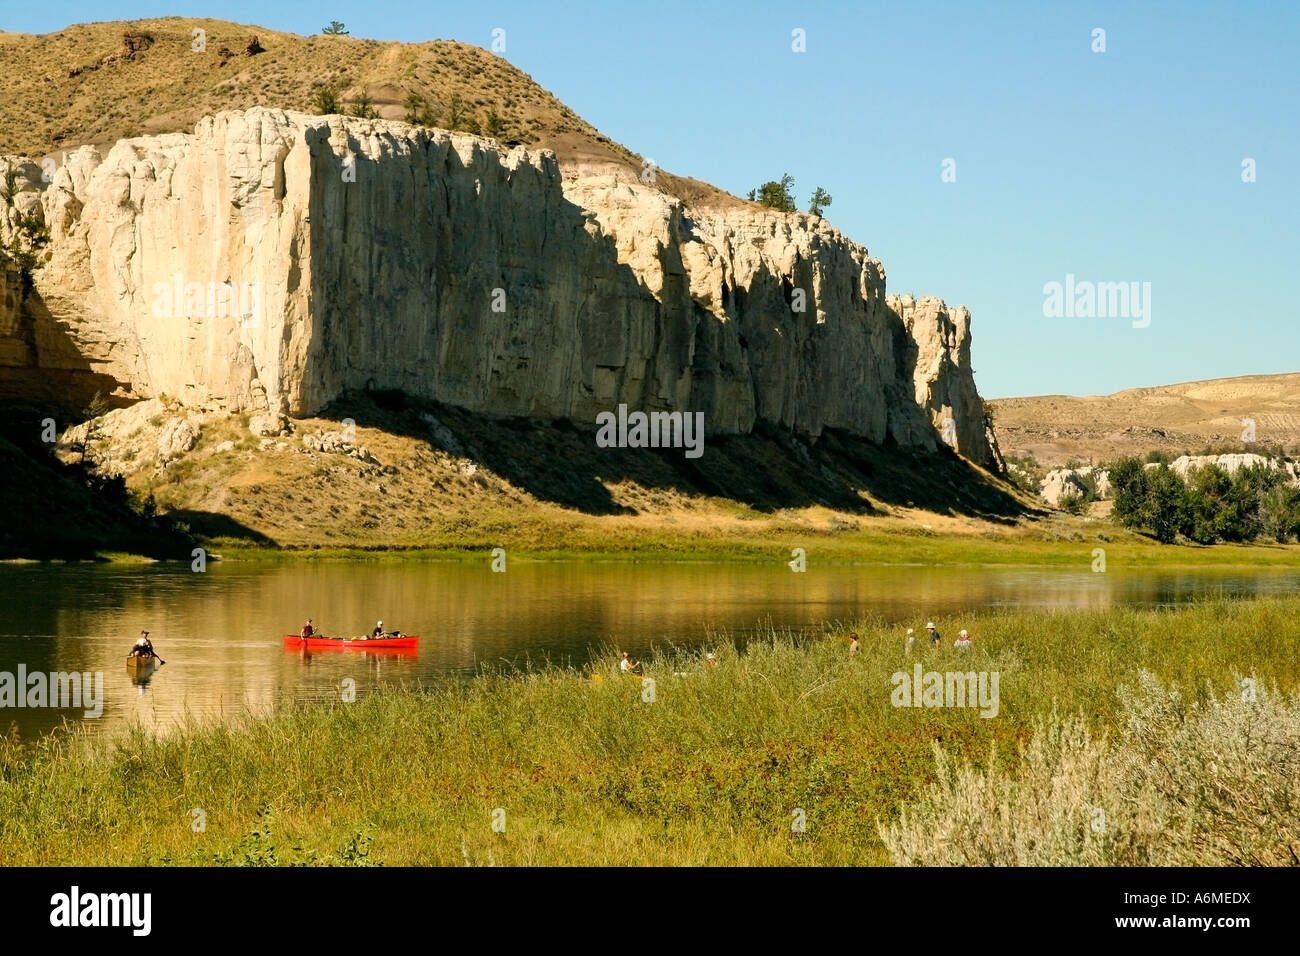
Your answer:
[1039,467,1100,507]
[3,108,998,468]
[1038,454,1299,506]
[1166,453,1299,483]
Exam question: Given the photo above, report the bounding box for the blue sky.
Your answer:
[8,1,1297,398]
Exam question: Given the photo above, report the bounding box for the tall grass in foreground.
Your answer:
[1,596,1298,866]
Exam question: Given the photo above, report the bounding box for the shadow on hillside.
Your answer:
[314,391,1033,523]
[164,510,279,546]
[0,428,198,561]
[287,142,1032,523]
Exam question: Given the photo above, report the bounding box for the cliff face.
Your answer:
[888,294,1000,468]
[6,108,996,467]
[0,268,21,370]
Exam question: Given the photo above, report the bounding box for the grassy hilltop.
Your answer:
[0,17,732,207]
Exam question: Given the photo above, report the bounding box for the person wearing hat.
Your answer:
[955,629,973,653]
[370,620,385,639]
[905,628,918,655]
[926,622,942,648]
[704,652,719,671]
[129,630,155,659]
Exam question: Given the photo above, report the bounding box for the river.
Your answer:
[2,560,1297,736]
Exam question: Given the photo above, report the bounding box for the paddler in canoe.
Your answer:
[286,622,416,647]
[363,620,403,640]
[126,630,165,671]
[127,630,163,662]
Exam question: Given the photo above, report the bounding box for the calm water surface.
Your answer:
[1,560,1297,736]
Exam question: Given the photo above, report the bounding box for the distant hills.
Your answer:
[990,373,1300,467]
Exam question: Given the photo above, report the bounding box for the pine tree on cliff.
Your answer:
[809,187,832,217]
[747,174,796,212]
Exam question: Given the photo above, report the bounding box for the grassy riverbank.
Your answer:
[202,518,1300,569]
[13,510,1300,572]
[2,596,1297,866]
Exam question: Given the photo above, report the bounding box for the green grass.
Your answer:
[1,595,1297,865]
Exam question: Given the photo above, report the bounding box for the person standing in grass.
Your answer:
[926,622,941,648]
[955,629,973,653]
[848,633,860,658]
[905,628,918,655]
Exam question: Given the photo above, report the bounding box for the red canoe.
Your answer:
[284,634,419,649]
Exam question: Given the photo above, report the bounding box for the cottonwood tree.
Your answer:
[1144,466,1186,544]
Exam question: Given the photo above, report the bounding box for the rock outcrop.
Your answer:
[1037,455,1298,506]
[6,108,998,468]
[58,397,204,474]
[1039,468,1091,506]
[1037,465,1111,506]
[888,294,998,468]
[1169,453,1298,484]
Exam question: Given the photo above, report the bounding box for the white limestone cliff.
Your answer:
[887,294,995,467]
[4,108,998,468]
